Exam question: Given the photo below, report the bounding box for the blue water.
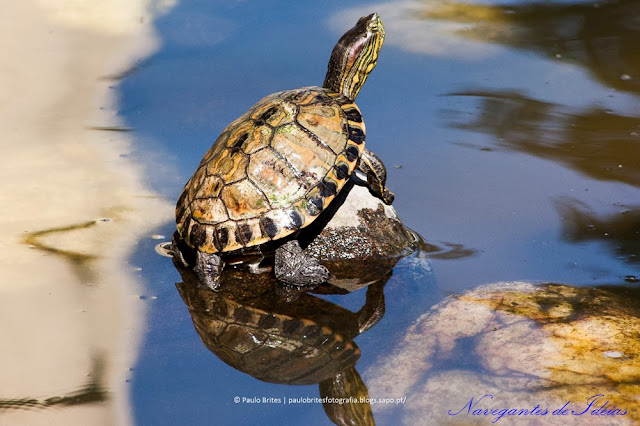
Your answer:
[121,0,640,424]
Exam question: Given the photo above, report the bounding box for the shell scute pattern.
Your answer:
[248,148,307,208]
[198,132,229,166]
[177,87,366,253]
[270,126,334,186]
[296,104,345,153]
[191,197,228,225]
[225,119,273,155]
[250,98,296,127]
[209,151,249,184]
[282,90,317,106]
[220,180,270,221]
[194,175,224,199]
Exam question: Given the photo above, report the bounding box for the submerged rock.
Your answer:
[364,282,640,425]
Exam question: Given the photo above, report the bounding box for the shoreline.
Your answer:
[0,1,173,424]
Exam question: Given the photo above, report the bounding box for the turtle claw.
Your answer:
[194,251,223,291]
[171,231,224,290]
[170,232,191,268]
[381,188,394,205]
[275,240,330,286]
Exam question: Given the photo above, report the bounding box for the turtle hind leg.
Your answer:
[170,231,192,268]
[194,251,224,291]
[358,148,395,205]
[275,240,330,286]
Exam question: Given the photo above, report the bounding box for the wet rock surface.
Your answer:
[303,183,416,291]
[364,282,640,425]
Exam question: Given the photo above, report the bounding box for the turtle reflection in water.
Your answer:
[176,265,389,425]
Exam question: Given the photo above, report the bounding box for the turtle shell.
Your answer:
[176,86,366,253]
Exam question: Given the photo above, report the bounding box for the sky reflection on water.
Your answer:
[121,0,640,424]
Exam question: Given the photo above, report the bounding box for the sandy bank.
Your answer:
[0,1,174,424]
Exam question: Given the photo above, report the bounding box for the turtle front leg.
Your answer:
[358,148,395,205]
[275,240,330,286]
[194,251,224,291]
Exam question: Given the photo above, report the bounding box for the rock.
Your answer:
[364,282,640,425]
[303,182,416,291]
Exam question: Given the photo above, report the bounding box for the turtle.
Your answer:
[174,13,393,290]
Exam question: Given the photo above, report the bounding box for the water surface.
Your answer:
[122,0,640,424]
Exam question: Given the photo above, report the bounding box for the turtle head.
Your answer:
[323,13,385,101]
